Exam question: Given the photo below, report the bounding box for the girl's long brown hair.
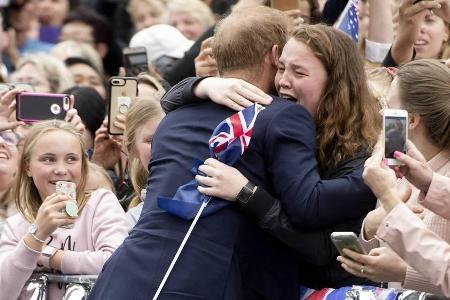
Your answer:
[292,25,380,169]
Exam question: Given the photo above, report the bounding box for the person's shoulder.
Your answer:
[259,96,313,123]
[85,189,120,209]
[5,213,27,227]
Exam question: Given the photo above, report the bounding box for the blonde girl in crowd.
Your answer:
[124,98,165,226]
[0,120,129,300]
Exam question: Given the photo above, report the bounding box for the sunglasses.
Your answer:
[0,131,21,146]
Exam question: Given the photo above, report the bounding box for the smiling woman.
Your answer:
[0,120,130,300]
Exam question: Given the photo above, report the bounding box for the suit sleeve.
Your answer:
[265,105,376,229]
[160,77,209,113]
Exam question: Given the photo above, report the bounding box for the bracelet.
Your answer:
[29,232,46,244]
[22,239,41,254]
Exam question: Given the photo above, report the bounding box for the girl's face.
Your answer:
[132,2,164,32]
[26,130,83,200]
[169,12,205,40]
[11,63,52,93]
[415,11,449,59]
[0,132,19,190]
[133,116,163,169]
[275,38,328,118]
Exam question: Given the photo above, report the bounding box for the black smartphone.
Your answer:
[122,47,148,77]
[16,92,70,123]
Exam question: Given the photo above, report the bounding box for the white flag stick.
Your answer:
[152,197,211,300]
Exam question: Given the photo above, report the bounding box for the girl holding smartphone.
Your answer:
[0,120,130,300]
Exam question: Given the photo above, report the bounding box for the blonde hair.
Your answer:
[52,40,104,74]
[366,67,396,108]
[167,0,214,28]
[136,72,166,99]
[124,98,164,208]
[86,161,115,192]
[14,121,89,223]
[15,54,74,93]
[396,59,450,150]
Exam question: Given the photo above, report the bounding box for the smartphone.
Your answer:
[383,109,408,165]
[270,0,299,11]
[56,181,78,227]
[330,232,366,256]
[108,77,138,135]
[16,92,70,123]
[122,47,148,77]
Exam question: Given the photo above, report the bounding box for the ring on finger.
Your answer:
[360,264,365,274]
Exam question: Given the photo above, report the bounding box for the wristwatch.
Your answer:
[28,224,45,244]
[236,181,256,205]
[40,245,58,269]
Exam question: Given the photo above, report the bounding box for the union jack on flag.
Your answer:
[209,103,265,164]
[334,0,359,42]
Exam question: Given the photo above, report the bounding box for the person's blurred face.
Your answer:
[415,11,449,59]
[275,38,328,118]
[132,2,164,32]
[37,0,70,26]
[169,12,205,40]
[68,63,106,99]
[9,2,36,32]
[11,63,52,93]
[60,22,95,45]
[0,132,19,191]
[133,116,163,169]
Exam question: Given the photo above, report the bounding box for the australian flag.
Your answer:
[158,103,265,220]
[334,0,359,42]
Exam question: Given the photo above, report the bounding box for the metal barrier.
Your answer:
[18,273,98,300]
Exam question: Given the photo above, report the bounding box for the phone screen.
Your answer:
[384,116,407,159]
[126,53,147,66]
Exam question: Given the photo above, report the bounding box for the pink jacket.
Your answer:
[377,203,450,296]
[0,189,130,300]
[361,149,450,293]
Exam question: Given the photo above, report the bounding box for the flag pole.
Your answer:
[152,197,211,300]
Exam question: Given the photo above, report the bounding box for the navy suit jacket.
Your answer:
[89,97,374,300]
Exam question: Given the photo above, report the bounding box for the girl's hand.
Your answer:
[196,158,249,201]
[0,88,22,120]
[91,119,121,169]
[194,77,272,111]
[195,37,218,77]
[34,193,75,240]
[337,247,408,283]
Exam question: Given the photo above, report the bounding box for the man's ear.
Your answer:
[409,113,421,131]
[269,44,280,69]
[95,43,109,59]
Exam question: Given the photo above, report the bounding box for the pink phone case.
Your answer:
[16,92,70,123]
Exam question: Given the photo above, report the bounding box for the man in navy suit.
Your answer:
[89,5,374,300]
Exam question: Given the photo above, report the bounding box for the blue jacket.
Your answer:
[89,97,374,299]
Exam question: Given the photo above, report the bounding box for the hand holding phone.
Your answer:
[331,232,367,256]
[108,77,138,135]
[383,109,408,165]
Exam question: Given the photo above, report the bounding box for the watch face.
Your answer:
[28,223,37,234]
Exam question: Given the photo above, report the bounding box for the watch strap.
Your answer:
[236,181,256,205]
[28,224,45,244]
[40,246,57,269]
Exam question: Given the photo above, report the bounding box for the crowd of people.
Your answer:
[0,0,449,299]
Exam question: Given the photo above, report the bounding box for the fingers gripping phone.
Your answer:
[108,77,138,135]
[270,0,300,11]
[122,47,148,77]
[331,232,367,256]
[383,109,408,165]
[16,92,70,123]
